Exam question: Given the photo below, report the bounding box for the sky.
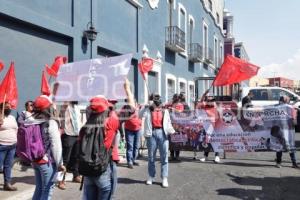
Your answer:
[225,0,300,80]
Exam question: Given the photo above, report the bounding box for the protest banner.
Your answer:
[54,54,132,102]
[169,103,296,153]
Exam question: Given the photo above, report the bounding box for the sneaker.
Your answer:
[276,163,282,168]
[72,176,82,183]
[133,162,140,166]
[128,163,133,169]
[214,156,221,163]
[162,177,169,188]
[146,177,154,185]
[57,181,66,190]
[292,163,300,168]
[199,157,207,162]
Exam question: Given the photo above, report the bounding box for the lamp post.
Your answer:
[84,22,98,59]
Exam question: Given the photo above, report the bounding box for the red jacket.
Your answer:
[105,110,120,162]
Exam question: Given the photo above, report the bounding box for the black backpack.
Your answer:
[78,111,112,177]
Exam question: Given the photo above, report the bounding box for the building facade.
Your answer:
[268,77,294,89]
[249,76,269,87]
[0,0,224,109]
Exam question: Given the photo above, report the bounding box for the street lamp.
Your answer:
[83,22,98,58]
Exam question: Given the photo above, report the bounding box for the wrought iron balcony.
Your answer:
[204,47,214,64]
[188,43,203,63]
[165,26,185,52]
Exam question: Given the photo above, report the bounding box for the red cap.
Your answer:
[34,95,53,110]
[90,95,109,113]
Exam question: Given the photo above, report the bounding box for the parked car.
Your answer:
[238,86,300,131]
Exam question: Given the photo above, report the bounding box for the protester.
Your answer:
[58,101,82,190]
[275,95,299,168]
[169,93,190,162]
[17,100,35,125]
[28,95,65,200]
[0,102,18,191]
[199,129,220,163]
[134,92,175,188]
[108,99,120,200]
[119,99,142,169]
[242,91,254,108]
[80,95,119,200]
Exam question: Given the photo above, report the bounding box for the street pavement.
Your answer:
[1,134,300,200]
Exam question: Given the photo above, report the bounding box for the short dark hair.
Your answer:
[25,101,34,108]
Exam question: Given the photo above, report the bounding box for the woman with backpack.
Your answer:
[79,95,119,200]
[29,95,65,200]
[0,102,18,191]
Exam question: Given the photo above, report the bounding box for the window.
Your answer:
[179,82,186,94]
[214,38,218,66]
[203,23,208,59]
[251,89,268,101]
[208,0,213,12]
[178,3,187,52]
[270,89,295,101]
[189,17,194,44]
[189,84,195,108]
[220,44,223,64]
[216,13,220,24]
[148,71,158,93]
[167,79,176,102]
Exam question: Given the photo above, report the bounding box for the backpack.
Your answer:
[78,112,112,177]
[16,122,50,163]
[151,108,164,128]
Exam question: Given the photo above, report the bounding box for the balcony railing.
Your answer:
[203,47,214,64]
[188,43,203,63]
[165,26,185,52]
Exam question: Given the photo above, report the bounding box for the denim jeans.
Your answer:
[32,162,57,200]
[125,130,141,164]
[0,144,16,184]
[83,163,112,200]
[146,128,169,179]
[110,161,117,200]
[276,151,296,164]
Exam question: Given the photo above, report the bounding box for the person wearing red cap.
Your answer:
[81,95,119,200]
[29,95,66,200]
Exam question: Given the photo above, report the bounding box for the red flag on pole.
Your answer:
[46,56,67,77]
[138,58,154,80]
[41,71,51,96]
[0,60,4,72]
[0,62,18,109]
[213,55,260,86]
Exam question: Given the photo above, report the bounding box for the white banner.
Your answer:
[54,54,133,102]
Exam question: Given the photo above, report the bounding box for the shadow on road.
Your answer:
[219,161,275,168]
[11,175,35,185]
[217,173,300,200]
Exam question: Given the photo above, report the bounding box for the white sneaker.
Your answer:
[214,156,220,163]
[162,177,169,188]
[146,177,154,185]
[199,157,207,162]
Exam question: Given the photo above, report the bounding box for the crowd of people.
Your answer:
[0,78,299,200]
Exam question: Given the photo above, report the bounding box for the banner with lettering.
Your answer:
[169,104,296,153]
[54,54,132,101]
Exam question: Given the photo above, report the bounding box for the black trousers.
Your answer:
[62,134,79,177]
[276,151,296,164]
[170,150,180,158]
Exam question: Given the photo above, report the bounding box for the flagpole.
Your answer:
[1,93,7,118]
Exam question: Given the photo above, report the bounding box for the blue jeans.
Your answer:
[0,144,16,184]
[110,161,117,200]
[146,128,169,178]
[125,130,141,164]
[83,163,112,200]
[32,162,57,200]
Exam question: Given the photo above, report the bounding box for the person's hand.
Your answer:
[58,165,66,172]
[124,78,131,91]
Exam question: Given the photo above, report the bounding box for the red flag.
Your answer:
[46,56,67,77]
[0,60,4,72]
[138,58,154,80]
[0,62,18,109]
[41,71,51,96]
[213,55,260,86]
